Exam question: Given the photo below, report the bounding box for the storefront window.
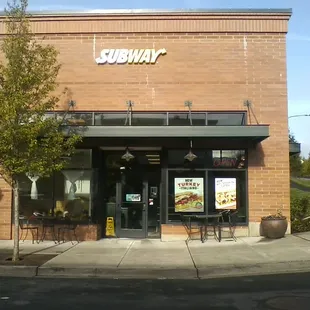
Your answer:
[207,170,247,224]
[19,174,54,217]
[168,150,207,168]
[168,170,206,222]
[165,149,247,224]
[212,150,247,169]
[54,170,92,221]
[19,149,93,222]
[67,149,92,169]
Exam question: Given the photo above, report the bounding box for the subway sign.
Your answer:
[95,48,167,65]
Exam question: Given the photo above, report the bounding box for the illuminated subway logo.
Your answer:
[95,48,167,65]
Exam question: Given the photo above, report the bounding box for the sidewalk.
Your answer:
[2,233,310,279]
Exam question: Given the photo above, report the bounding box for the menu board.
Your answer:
[215,178,237,210]
[174,178,204,212]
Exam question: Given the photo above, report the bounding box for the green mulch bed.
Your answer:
[0,250,57,266]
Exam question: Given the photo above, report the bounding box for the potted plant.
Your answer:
[261,208,288,239]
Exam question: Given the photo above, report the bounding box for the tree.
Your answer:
[0,0,81,261]
[302,153,310,177]
[289,130,303,177]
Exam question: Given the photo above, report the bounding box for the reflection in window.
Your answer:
[168,113,206,126]
[54,170,92,221]
[207,113,246,126]
[56,112,93,126]
[212,150,246,169]
[94,113,127,126]
[67,149,92,169]
[43,112,56,120]
[207,170,247,224]
[19,149,93,222]
[19,175,54,217]
[168,150,207,168]
[131,113,167,126]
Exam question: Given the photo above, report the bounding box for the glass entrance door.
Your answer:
[116,169,147,238]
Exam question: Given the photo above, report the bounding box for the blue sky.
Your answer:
[0,0,309,156]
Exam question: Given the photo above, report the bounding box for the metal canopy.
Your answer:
[73,125,269,143]
[289,142,301,156]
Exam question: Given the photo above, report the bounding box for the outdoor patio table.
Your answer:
[195,214,222,243]
[36,216,58,243]
[183,214,222,243]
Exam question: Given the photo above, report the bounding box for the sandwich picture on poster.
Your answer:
[215,178,237,210]
[174,178,204,212]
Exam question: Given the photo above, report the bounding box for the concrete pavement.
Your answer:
[2,232,310,279]
[0,240,75,277]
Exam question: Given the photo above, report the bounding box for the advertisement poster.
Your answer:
[174,178,204,212]
[215,178,237,210]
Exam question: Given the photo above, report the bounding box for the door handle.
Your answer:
[143,203,146,211]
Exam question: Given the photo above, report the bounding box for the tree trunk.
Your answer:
[12,180,20,262]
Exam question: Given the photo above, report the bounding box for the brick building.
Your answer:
[0,9,292,241]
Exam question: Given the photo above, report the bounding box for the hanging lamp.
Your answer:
[184,100,197,162]
[121,147,135,161]
[184,140,197,162]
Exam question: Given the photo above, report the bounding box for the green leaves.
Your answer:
[0,0,81,185]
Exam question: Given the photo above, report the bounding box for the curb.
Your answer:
[37,266,197,279]
[0,265,38,277]
[3,260,310,279]
[198,260,310,279]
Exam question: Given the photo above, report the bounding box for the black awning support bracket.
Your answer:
[124,100,134,126]
[184,100,193,126]
[244,100,259,125]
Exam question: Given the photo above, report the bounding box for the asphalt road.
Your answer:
[1,272,310,309]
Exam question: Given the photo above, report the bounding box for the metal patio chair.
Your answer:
[19,216,39,244]
[40,217,58,244]
[180,214,201,243]
[220,210,239,241]
[58,217,79,245]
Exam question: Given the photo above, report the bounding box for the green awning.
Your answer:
[71,125,269,143]
[290,142,301,156]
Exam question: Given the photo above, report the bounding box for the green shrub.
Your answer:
[291,189,310,233]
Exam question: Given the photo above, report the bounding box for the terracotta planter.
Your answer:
[261,218,288,239]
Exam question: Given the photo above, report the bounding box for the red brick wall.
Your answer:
[0,178,12,239]
[13,224,101,242]
[0,12,291,238]
[52,32,290,226]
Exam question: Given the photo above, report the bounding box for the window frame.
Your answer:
[163,157,248,226]
[45,111,248,127]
